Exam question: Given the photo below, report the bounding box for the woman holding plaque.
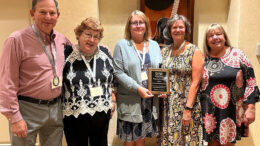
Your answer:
[62,17,116,146]
[200,23,259,146]
[158,14,204,145]
[113,10,162,146]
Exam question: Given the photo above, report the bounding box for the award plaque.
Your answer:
[148,68,170,95]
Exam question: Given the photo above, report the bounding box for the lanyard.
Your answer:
[166,40,186,68]
[32,24,57,77]
[132,40,147,69]
[80,46,99,84]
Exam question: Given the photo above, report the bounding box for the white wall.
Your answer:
[55,0,99,44]
[99,0,139,53]
[194,0,229,50]
[236,1,260,144]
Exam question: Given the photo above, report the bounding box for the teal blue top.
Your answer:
[113,39,162,123]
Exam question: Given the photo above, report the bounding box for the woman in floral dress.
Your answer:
[159,14,204,146]
[200,23,259,146]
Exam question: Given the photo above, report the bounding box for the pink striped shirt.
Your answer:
[0,25,70,123]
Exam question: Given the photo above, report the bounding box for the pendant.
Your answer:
[53,76,60,86]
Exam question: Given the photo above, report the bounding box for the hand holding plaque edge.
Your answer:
[137,86,154,99]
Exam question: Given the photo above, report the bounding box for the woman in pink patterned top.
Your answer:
[200,23,259,146]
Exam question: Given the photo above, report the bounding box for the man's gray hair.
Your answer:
[32,0,59,12]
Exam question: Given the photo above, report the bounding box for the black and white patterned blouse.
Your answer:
[62,45,114,118]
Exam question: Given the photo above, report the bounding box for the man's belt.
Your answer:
[18,95,60,105]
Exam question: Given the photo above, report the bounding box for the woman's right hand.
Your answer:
[137,86,154,99]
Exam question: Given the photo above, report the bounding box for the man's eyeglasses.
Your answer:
[130,21,145,26]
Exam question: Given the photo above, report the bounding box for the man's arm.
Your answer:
[0,36,27,137]
[0,37,23,123]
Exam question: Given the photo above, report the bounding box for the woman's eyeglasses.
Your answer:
[130,21,145,26]
[83,32,100,41]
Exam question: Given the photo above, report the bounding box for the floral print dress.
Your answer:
[200,47,259,145]
[159,43,203,146]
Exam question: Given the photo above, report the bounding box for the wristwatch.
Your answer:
[184,105,193,111]
[112,87,117,92]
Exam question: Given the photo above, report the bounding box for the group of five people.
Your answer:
[0,0,259,146]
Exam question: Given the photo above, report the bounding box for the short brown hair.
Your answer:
[124,10,151,41]
[203,23,231,56]
[164,14,191,41]
[74,17,104,40]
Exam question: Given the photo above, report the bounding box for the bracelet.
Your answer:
[112,100,117,104]
[112,87,117,92]
[184,105,193,111]
[247,108,255,113]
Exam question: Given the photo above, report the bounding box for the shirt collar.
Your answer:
[32,24,56,43]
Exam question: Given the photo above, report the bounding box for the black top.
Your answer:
[62,45,114,118]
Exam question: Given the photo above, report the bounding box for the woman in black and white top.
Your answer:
[62,17,115,146]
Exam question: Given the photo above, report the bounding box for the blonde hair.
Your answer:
[124,10,151,41]
[74,17,104,40]
[203,23,231,56]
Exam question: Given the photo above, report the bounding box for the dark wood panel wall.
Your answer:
[140,0,194,42]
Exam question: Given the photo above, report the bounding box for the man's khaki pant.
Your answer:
[9,99,63,146]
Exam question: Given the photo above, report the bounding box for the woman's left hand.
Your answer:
[158,94,167,98]
[243,107,255,126]
[110,102,116,117]
[182,109,192,126]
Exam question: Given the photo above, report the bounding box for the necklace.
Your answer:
[166,40,186,68]
[209,46,228,58]
[82,47,99,61]
[131,40,147,69]
[84,55,94,61]
[171,40,186,56]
